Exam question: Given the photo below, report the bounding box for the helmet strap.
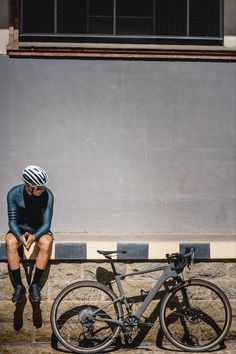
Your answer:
[25,184,35,195]
[29,186,35,195]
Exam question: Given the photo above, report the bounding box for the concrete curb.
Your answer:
[1,234,236,260]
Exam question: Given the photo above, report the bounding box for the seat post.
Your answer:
[106,256,119,276]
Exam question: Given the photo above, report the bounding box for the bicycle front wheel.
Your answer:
[160,279,232,352]
[51,280,123,353]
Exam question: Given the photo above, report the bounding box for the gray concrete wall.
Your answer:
[225,0,236,35]
[0,57,235,235]
[0,0,9,54]
[0,0,8,29]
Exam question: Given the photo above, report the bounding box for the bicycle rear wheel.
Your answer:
[160,279,232,352]
[51,280,123,353]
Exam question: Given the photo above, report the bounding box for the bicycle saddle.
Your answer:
[97,250,127,256]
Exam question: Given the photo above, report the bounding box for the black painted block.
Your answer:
[55,243,87,259]
[117,243,148,260]
[0,243,7,259]
[180,243,210,259]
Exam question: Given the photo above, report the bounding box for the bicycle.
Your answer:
[51,247,232,353]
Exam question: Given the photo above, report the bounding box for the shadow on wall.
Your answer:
[0,0,9,29]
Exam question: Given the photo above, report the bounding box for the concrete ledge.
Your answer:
[0,234,235,260]
[7,38,236,61]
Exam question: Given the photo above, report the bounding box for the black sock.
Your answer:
[32,268,44,285]
[11,268,23,287]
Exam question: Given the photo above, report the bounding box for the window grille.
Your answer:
[20,0,223,44]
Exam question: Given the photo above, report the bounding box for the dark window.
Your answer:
[155,0,187,36]
[189,0,221,37]
[116,0,153,35]
[89,0,113,34]
[57,0,87,33]
[20,0,223,43]
[22,0,54,33]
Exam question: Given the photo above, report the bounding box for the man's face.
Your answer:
[25,183,45,196]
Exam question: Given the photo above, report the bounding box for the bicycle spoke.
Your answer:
[51,281,122,353]
[160,280,232,351]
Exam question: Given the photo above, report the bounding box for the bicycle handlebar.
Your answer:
[166,247,195,271]
[97,247,195,271]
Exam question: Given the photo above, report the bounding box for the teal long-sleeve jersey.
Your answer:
[7,184,54,240]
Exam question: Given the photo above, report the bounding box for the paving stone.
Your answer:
[0,322,33,343]
[0,341,235,354]
[34,322,53,342]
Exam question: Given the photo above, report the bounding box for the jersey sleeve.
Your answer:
[7,188,23,240]
[34,190,54,239]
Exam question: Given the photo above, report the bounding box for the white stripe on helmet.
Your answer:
[22,165,48,187]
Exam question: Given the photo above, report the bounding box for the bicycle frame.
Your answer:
[93,263,180,327]
[52,246,232,354]
[117,264,179,319]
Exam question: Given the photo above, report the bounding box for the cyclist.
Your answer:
[6,165,54,303]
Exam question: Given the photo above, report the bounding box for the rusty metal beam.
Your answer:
[7,48,236,61]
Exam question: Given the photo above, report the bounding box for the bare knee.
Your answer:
[6,234,19,253]
[38,235,53,253]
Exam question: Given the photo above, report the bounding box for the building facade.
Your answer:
[0,1,235,348]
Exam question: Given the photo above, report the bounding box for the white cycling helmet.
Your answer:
[22,165,48,187]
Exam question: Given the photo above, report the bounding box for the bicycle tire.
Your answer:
[160,279,232,352]
[51,280,123,353]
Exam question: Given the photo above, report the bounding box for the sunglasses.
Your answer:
[26,184,45,191]
[33,186,45,191]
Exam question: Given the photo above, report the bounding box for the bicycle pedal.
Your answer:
[138,321,153,328]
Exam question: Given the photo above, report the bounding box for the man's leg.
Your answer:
[6,233,26,303]
[29,234,53,302]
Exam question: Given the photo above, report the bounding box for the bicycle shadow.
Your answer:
[96,268,227,353]
[50,267,228,353]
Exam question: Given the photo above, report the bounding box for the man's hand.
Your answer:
[19,233,28,248]
[20,232,36,251]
